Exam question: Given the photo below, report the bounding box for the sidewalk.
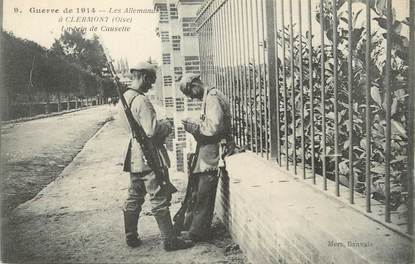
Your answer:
[2,117,246,263]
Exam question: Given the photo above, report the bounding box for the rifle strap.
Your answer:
[127,92,140,139]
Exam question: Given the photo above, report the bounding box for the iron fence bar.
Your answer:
[232,0,241,147]
[211,3,215,85]
[225,2,231,101]
[384,0,392,223]
[222,3,228,95]
[255,0,264,156]
[198,18,203,83]
[274,0,282,165]
[261,0,270,158]
[348,0,354,204]
[227,1,234,134]
[332,0,340,197]
[230,0,237,146]
[308,0,316,183]
[227,1,236,143]
[202,8,207,84]
[219,3,226,95]
[236,0,243,147]
[241,0,250,149]
[289,0,297,174]
[216,2,222,89]
[365,0,371,211]
[210,5,214,89]
[298,0,305,179]
[245,0,254,151]
[281,0,289,169]
[244,1,250,148]
[266,0,278,159]
[320,0,327,190]
[198,19,203,84]
[237,0,246,147]
[223,2,230,109]
[212,3,218,90]
[201,22,206,84]
[202,7,206,83]
[408,0,414,236]
[207,8,211,86]
[250,0,259,154]
[206,6,211,87]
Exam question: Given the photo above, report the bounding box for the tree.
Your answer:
[51,30,106,76]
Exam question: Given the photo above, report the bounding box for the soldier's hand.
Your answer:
[159,119,174,135]
[182,119,199,135]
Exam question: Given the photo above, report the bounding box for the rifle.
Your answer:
[99,39,175,192]
[173,143,200,234]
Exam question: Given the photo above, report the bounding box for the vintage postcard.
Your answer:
[1,0,413,263]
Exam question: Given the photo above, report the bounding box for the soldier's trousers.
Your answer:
[123,170,172,216]
[186,171,219,239]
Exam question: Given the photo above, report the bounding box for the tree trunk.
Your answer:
[45,91,50,114]
[28,93,33,117]
[75,96,78,109]
[57,92,61,112]
[5,94,10,120]
[67,93,70,110]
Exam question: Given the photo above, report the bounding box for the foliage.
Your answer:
[232,1,410,209]
[51,30,106,76]
[2,31,115,105]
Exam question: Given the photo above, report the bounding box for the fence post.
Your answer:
[265,0,278,159]
[407,0,414,235]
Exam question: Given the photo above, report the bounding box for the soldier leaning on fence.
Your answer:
[119,62,193,251]
[178,73,235,242]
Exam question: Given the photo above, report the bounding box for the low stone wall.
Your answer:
[215,152,413,264]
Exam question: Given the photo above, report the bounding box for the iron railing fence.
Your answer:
[195,0,414,236]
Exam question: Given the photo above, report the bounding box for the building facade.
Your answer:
[153,0,203,172]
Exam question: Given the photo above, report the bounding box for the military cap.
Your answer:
[179,73,201,95]
[130,61,156,75]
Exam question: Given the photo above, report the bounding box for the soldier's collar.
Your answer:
[206,86,215,94]
[126,88,145,96]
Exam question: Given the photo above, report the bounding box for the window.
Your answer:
[164,97,174,108]
[170,4,178,19]
[160,31,169,42]
[158,4,168,23]
[174,67,183,82]
[163,75,172,86]
[184,56,200,74]
[162,53,171,65]
[177,127,186,141]
[172,35,181,51]
[176,98,185,112]
[182,17,196,36]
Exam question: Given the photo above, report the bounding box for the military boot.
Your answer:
[123,210,142,247]
[154,210,194,251]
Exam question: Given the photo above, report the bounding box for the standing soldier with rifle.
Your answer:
[113,61,193,251]
[174,73,235,242]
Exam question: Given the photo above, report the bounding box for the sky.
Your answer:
[3,0,162,66]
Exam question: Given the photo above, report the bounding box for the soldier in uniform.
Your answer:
[178,73,234,242]
[120,62,193,251]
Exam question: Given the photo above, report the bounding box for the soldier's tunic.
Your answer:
[185,86,233,239]
[120,89,175,215]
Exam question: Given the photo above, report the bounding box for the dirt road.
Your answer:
[1,105,114,216]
